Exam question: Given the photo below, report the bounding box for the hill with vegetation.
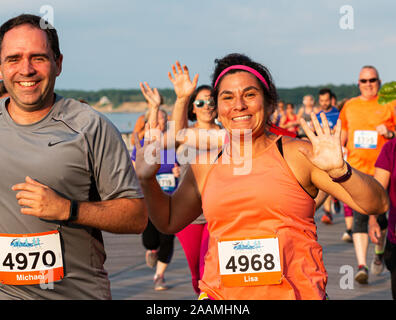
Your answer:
[55,84,360,110]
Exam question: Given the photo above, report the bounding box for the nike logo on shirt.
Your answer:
[48,140,66,147]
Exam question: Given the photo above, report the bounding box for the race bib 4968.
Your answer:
[0,230,64,285]
[217,236,282,287]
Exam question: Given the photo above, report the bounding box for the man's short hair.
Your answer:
[318,88,333,97]
[361,65,380,79]
[0,14,61,62]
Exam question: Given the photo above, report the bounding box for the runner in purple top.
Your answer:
[131,86,179,291]
[372,138,396,299]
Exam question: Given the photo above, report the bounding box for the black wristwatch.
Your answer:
[67,200,79,222]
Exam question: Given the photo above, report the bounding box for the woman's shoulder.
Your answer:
[282,135,312,151]
[281,136,314,168]
[280,136,317,197]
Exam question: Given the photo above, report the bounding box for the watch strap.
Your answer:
[68,200,79,222]
[331,162,352,183]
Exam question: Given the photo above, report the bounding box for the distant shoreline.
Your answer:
[92,101,173,114]
[56,83,361,109]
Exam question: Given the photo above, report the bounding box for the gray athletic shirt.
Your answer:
[0,95,143,299]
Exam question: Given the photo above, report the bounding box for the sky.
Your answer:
[1,0,395,91]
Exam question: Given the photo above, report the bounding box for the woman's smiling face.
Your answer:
[217,71,266,137]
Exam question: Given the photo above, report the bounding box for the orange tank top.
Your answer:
[199,136,327,300]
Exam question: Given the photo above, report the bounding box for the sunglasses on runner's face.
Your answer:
[193,99,215,108]
[359,78,378,83]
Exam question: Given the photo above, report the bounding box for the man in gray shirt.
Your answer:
[0,14,147,299]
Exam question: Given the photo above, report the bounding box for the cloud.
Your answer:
[381,36,396,46]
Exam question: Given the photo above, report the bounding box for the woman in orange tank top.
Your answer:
[133,54,389,300]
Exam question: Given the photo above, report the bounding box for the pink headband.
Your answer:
[213,65,270,90]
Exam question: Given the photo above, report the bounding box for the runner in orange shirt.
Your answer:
[339,65,396,284]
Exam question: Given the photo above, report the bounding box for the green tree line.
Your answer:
[55,84,360,108]
[277,84,359,106]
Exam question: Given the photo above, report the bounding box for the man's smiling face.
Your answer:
[0,24,62,112]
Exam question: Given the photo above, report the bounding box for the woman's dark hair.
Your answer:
[0,14,61,61]
[286,102,295,111]
[188,85,213,122]
[211,53,278,126]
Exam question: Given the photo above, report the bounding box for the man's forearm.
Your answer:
[75,198,148,234]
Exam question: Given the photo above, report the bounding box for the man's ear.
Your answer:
[55,54,63,77]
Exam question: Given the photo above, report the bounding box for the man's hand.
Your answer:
[376,124,395,139]
[12,176,70,221]
[376,124,388,137]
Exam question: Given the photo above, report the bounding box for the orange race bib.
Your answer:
[0,230,64,285]
[217,236,282,287]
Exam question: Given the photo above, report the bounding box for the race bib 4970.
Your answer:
[0,230,64,285]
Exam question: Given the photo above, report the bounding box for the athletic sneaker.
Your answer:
[341,229,353,243]
[154,274,168,291]
[370,254,385,275]
[355,265,369,284]
[145,250,158,269]
[321,211,333,225]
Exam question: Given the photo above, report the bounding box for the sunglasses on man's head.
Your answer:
[193,99,215,108]
[359,78,378,84]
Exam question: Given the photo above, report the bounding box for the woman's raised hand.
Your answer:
[168,61,199,99]
[140,82,161,109]
[299,113,345,175]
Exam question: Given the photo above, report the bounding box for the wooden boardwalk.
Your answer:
[103,207,392,300]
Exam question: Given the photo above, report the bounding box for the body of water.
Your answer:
[101,112,143,134]
[100,112,144,151]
